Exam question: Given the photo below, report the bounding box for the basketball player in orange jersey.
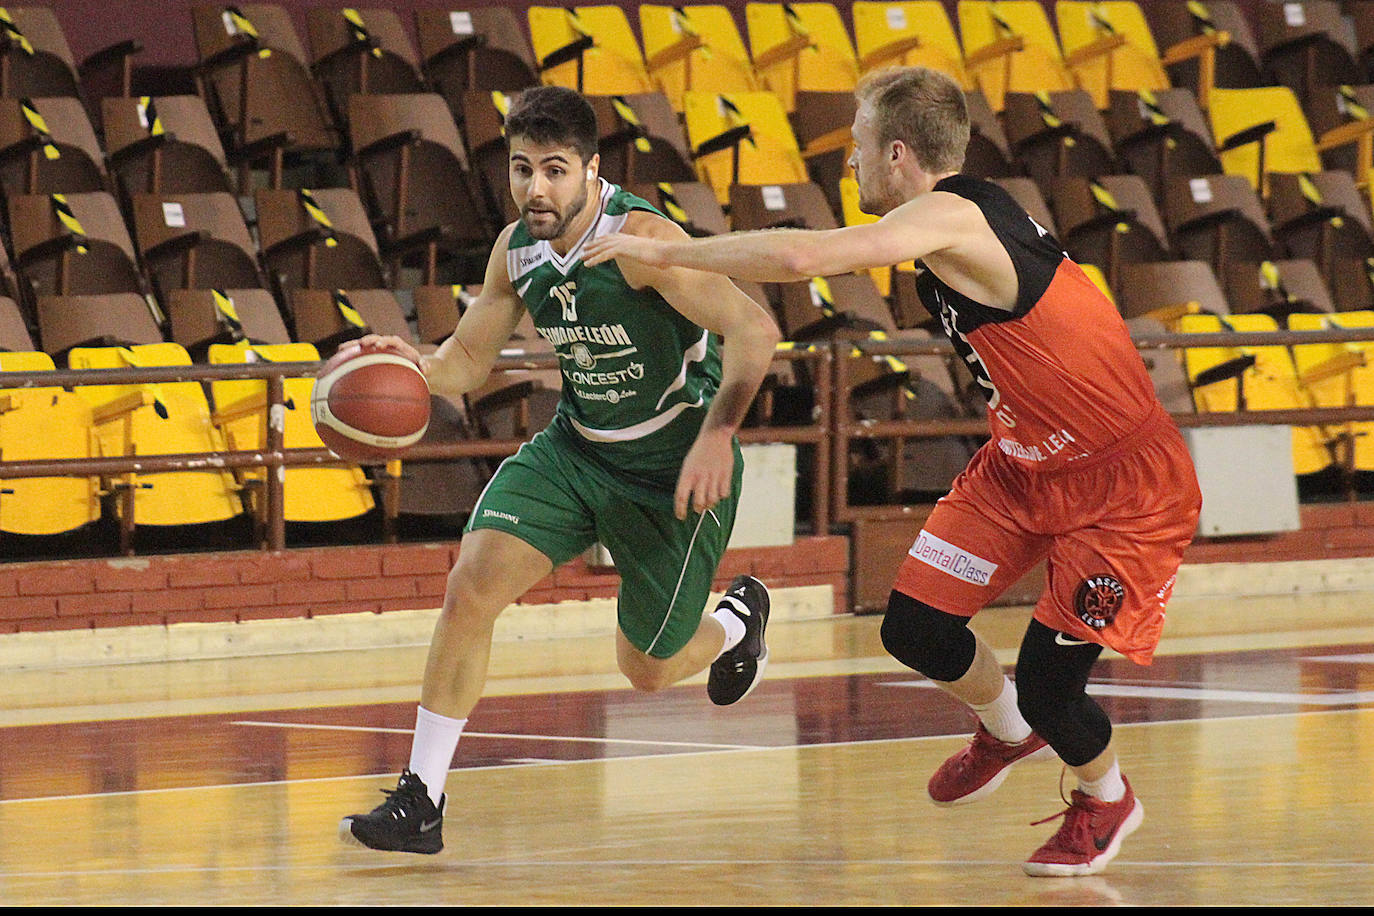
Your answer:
[585,65,1203,877]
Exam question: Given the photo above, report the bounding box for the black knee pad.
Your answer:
[880,591,977,682]
[1015,619,1112,767]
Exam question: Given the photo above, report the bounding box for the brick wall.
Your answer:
[0,536,850,634]
[0,500,1363,634]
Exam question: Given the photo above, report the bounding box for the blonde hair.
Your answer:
[855,66,969,174]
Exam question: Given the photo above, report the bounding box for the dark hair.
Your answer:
[503,85,599,164]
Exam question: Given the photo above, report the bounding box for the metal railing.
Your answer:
[1,325,1373,553]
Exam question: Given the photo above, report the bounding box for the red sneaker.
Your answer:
[1023,776,1144,877]
[927,724,1054,806]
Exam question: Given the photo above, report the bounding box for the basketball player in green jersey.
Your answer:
[339,86,782,854]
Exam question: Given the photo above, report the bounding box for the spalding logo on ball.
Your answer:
[311,343,431,462]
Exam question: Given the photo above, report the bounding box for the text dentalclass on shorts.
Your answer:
[909,531,998,586]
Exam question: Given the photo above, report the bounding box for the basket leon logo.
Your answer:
[1074,574,1125,630]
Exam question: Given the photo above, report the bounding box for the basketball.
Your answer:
[311,342,431,462]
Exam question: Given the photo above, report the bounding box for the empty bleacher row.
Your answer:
[2,1,1374,560]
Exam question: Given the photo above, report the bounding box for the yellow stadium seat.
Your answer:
[527,5,654,95]
[207,341,376,528]
[1054,1,1170,108]
[66,342,247,540]
[744,2,859,112]
[851,1,972,86]
[0,351,101,538]
[1178,312,1331,476]
[682,90,809,203]
[1209,86,1374,197]
[957,1,1075,111]
[1288,311,1374,476]
[639,4,761,111]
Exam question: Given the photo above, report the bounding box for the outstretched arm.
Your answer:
[612,211,782,519]
[583,191,976,282]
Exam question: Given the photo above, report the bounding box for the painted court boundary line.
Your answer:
[230,719,762,751]
[1,705,1366,808]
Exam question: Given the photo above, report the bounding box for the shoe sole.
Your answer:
[1022,797,1144,877]
[929,742,1059,807]
[338,817,443,855]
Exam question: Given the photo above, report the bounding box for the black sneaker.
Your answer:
[707,574,770,705]
[339,770,445,854]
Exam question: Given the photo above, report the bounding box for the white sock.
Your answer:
[969,677,1033,744]
[1079,761,1126,803]
[711,603,748,656]
[407,706,467,806]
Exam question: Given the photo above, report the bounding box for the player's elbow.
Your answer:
[778,244,829,280]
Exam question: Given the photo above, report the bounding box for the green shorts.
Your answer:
[465,418,742,658]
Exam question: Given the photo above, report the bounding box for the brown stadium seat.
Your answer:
[286,287,416,359]
[1140,0,1265,92]
[1252,0,1361,113]
[254,186,390,298]
[962,89,1019,178]
[0,96,107,198]
[1117,260,1231,326]
[5,190,147,305]
[589,92,696,186]
[127,190,266,302]
[456,88,521,228]
[162,288,291,361]
[625,180,731,237]
[0,294,35,351]
[1221,257,1335,322]
[346,92,497,285]
[305,7,427,135]
[790,89,857,218]
[1105,88,1222,205]
[1001,89,1117,199]
[101,95,236,198]
[415,7,538,105]
[0,5,139,106]
[1267,170,1374,312]
[36,292,164,361]
[1163,173,1276,281]
[1049,174,1172,297]
[189,3,340,189]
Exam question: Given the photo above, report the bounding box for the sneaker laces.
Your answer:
[376,770,432,820]
[1029,767,1096,849]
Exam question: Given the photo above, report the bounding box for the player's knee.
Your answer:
[880,591,977,682]
[618,653,674,693]
[440,562,507,625]
[1014,626,1114,765]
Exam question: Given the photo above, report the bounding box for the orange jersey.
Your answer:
[916,176,1161,472]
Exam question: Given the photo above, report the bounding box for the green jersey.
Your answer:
[505,180,723,490]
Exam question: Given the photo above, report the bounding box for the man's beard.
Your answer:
[522,186,590,240]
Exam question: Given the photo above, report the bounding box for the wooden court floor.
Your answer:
[1,587,1373,906]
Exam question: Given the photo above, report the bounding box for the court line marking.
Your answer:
[1,858,1371,880]
[229,719,764,751]
[1,705,1367,807]
[880,680,1374,706]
